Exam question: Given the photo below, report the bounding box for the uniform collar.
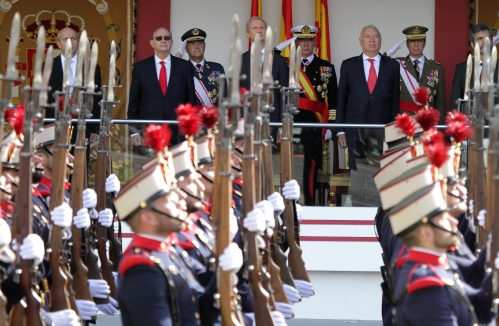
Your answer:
[191,59,205,67]
[409,247,448,267]
[134,233,173,252]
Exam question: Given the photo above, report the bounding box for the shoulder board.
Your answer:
[427,59,442,65]
[407,276,445,294]
[119,248,155,275]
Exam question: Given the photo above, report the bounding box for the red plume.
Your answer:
[426,141,449,169]
[58,96,74,114]
[446,121,472,143]
[6,104,24,136]
[395,113,416,137]
[415,107,440,131]
[199,105,219,129]
[143,124,172,153]
[178,112,202,137]
[412,87,429,107]
[446,110,469,125]
[423,127,444,147]
[175,103,198,117]
[240,87,249,97]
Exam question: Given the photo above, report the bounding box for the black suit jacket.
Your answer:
[127,55,196,145]
[240,50,289,123]
[449,60,499,110]
[336,53,400,130]
[46,54,102,135]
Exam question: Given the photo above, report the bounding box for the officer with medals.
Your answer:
[180,28,226,106]
[288,24,338,206]
[115,163,245,326]
[395,26,446,123]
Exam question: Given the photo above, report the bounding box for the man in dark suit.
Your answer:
[180,28,226,106]
[290,24,338,205]
[47,27,102,141]
[128,27,196,146]
[240,17,288,125]
[449,23,499,110]
[336,25,400,169]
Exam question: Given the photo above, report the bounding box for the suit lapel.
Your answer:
[419,58,432,86]
[166,56,179,97]
[404,56,419,81]
[355,54,370,94]
[373,55,388,93]
[146,57,164,95]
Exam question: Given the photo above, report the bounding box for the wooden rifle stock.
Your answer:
[261,111,293,302]
[280,94,311,283]
[8,302,25,326]
[70,112,95,315]
[488,105,499,313]
[12,96,43,325]
[242,96,274,325]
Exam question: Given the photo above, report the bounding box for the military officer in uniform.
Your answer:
[395,26,446,122]
[181,28,226,106]
[289,24,338,206]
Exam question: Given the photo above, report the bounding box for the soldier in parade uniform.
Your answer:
[395,26,446,123]
[181,28,226,107]
[114,164,246,326]
[289,24,338,206]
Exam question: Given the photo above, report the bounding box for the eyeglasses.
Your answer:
[155,35,172,41]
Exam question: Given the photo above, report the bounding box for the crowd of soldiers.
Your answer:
[0,7,499,326]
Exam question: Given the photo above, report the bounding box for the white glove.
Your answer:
[243,208,266,235]
[495,252,499,269]
[112,271,119,288]
[469,199,474,216]
[271,311,287,326]
[82,188,97,209]
[88,279,110,299]
[283,283,301,304]
[73,208,91,229]
[75,299,98,321]
[478,209,486,227]
[294,279,315,298]
[386,38,406,57]
[296,204,303,223]
[494,34,499,46]
[275,301,294,319]
[282,180,300,201]
[50,203,73,228]
[229,208,239,240]
[19,234,45,266]
[97,297,119,316]
[40,309,80,326]
[176,40,187,58]
[255,200,275,229]
[105,174,120,194]
[218,243,243,273]
[325,129,332,140]
[268,192,285,216]
[89,208,99,220]
[98,209,114,228]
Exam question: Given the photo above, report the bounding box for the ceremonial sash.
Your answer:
[193,77,212,106]
[399,100,420,113]
[298,68,328,123]
[398,59,419,104]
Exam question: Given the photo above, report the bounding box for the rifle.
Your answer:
[280,42,311,282]
[10,21,47,326]
[260,26,293,304]
[95,48,119,300]
[47,38,75,312]
[242,34,274,326]
[0,13,24,326]
[70,32,97,320]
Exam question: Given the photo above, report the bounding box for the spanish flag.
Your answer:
[279,0,293,57]
[315,0,331,61]
[249,0,263,49]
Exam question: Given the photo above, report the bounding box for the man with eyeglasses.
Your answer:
[46,27,102,143]
[289,25,338,206]
[128,27,196,147]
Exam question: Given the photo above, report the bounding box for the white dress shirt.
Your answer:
[409,55,425,75]
[60,53,78,88]
[154,54,171,82]
[191,59,205,72]
[362,53,381,81]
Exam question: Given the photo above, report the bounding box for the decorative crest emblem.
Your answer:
[301,25,311,34]
[192,28,199,35]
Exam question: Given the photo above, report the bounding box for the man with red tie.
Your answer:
[336,25,400,169]
[128,27,196,146]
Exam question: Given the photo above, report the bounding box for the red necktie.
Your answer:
[159,61,167,95]
[367,58,377,94]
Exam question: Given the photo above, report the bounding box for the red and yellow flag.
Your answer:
[279,0,293,57]
[249,0,263,49]
[315,0,331,61]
